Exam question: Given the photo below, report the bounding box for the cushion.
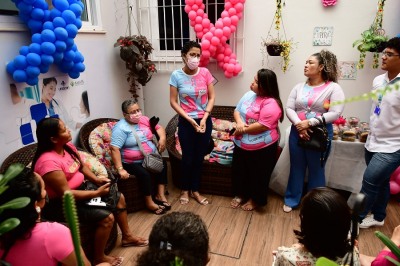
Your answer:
[88,121,117,169]
[78,150,108,177]
[212,118,236,132]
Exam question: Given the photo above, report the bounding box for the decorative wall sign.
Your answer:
[338,61,357,80]
[313,27,334,46]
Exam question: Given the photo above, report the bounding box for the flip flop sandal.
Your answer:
[149,205,166,215]
[190,193,209,205]
[230,197,242,208]
[153,198,172,210]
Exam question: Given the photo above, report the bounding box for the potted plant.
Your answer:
[114,35,157,99]
[353,0,389,69]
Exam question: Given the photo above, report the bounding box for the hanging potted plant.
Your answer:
[353,0,389,69]
[114,35,157,99]
[261,0,295,73]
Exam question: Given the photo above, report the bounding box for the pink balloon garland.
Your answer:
[184,0,245,78]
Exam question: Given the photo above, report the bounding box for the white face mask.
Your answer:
[129,111,142,123]
[186,56,200,70]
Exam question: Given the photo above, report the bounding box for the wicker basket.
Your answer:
[78,118,146,213]
[0,144,118,260]
[166,105,235,196]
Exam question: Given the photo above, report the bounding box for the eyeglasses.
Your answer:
[382,51,400,58]
[125,109,141,115]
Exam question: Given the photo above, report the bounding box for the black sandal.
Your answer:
[153,198,172,211]
[149,205,166,215]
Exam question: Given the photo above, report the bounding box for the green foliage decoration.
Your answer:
[375,231,400,265]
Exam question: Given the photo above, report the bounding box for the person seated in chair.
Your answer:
[110,99,170,215]
[137,211,210,266]
[32,117,148,266]
[273,187,360,265]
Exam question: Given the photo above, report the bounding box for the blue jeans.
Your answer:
[359,148,400,222]
[284,124,333,208]
[178,116,212,192]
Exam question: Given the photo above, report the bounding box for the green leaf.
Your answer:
[0,218,20,235]
[0,164,24,186]
[375,231,400,260]
[131,45,140,55]
[316,257,339,266]
[0,197,30,211]
[384,256,400,266]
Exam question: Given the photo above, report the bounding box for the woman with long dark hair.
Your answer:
[32,117,148,266]
[230,69,284,211]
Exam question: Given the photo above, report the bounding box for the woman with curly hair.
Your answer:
[274,187,360,265]
[283,50,345,213]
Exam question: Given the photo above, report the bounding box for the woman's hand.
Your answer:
[298,129,310,140]
[95,175,110,186]
[233,122,248,136]
[158,138,166,153]
[189,118,202,132]
[96,182,111,197]
[295,120,310,132]
[118,169,130,179]
[198,118,207,133]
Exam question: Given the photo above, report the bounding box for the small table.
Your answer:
[269,127,367,195]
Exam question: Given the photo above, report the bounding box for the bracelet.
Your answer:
[117,166,123,170]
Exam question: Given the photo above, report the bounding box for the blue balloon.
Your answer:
[69,3,82,17]
[68,71,80,79]
[33,0,48,9]
[54,27,68,41]
[71,43,77,51]
[19,13,30,23]
[74,18,82,29]
[54,0,69,11]
[26,76,39,86]
[62,10,76,24]
[17,2,33,14]
[65,38,74,48]
[26,65,41,77]
[40,42,56,55]
[19,46,30,56]
[77,1,84,9]
[31,8,45,20]
[41,29,56,42]
[31,33,42,44]
[28,19,43,33]
[73,51,84,63]
[43,10,51,21]
[53,17,66,28]
[55,40,67,52]
[72,62,85,72]
[64,49,75,61]
[13,70,28,83]
[39,64,50,73]
[50,8,62,20]
[23,0,37,4]
[53,52,64,63]
[66,23,78,38]
[60,59,74,71]
[41,54,54,65]
[29,43,41,53]
[26,52,41,66]
[14,55,28,69]
[6,62,16,75]
[42,21,54,30]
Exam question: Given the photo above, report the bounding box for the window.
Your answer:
[139,0,244,67]
[0,0,103,32]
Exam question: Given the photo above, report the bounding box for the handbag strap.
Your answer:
[315,114,327,126]
[129,124,159,156]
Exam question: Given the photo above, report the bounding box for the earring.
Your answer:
[36,206,41,214]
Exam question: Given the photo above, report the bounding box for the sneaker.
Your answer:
[283,204,292,213]
[359,215,384,229]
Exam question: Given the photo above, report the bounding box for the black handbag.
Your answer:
[298,116,328,152]
[84,179,120,210]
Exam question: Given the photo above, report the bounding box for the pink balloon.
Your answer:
[230,0,238,5]
[230,25,236,32]
[223,56,230,63]
[200,3,205,10]
[229,59,236,64]
[202,50,210,58]
[195,0,202,5]
[223,26,231,37]
[195,16,203,24]
[188,11,197,20]
[197,32,204,39]
[215,20,223,29]
[227,63,235,72]
[190,20,196,27]
[191,4,199,11]
[228,8,237,16]
[210,27,215,34]
[223,17,231,26]
[224,47,232,56]
[235,3,244,13]
[221,10,229,18]
[230,53,237,59]
[209,45,217,55]
[231,15,239,26]
[217,45,225,54]
[215,29,223,38]
[211,36,220,46]
[234,64,242,74]
[194,24,203,32]
[216,53,224,62]
[220,36,228,43]
[202,18,210,28]
[204,32,213,40]
[390,181,400,194]
[218,61,225,68]
[196,8,204,17]
[203,28,209,33]
[184,5,191,13]
[224,70,234,78]
[201,39,210,50]
[225,2,233,9]
[185,0,195,5]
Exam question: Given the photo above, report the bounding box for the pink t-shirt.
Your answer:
[34,142,84,199]
[372,249,399,266]
[0,222,74,266]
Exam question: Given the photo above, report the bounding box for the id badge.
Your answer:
[374,106,381,115]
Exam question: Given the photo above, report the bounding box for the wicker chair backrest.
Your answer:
[0,144,37,174]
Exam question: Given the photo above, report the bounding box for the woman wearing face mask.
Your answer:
[169,41,215,205]
[110,99,170,215]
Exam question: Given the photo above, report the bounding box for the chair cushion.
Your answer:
[88,121,117,169]
[78,150,108,177]
[212,118,236,132]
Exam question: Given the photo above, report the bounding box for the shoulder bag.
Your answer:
[84,176,120,210]
[130,125,164,174]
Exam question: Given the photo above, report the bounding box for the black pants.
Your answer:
[232,142,278,206]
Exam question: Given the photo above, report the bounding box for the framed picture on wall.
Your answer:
[339,61,357,80]
[313,27,334,46]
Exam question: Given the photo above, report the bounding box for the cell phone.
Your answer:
[229,128,236,136]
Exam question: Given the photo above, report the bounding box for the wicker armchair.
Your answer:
[166,105,235,196]
[0,144,118,261]
[78,118,145,213]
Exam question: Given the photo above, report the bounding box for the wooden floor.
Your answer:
[109,170,400,265]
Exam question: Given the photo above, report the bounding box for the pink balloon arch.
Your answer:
[184,0,245,78]
[390,166,400,195]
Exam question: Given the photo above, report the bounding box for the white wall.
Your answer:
[0,0,399,163]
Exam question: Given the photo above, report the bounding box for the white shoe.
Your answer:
[359,215,384,229]
[283,204,292,213]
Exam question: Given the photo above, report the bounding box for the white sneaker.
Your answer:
[283,205,292,213]
[359,215,384,229]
